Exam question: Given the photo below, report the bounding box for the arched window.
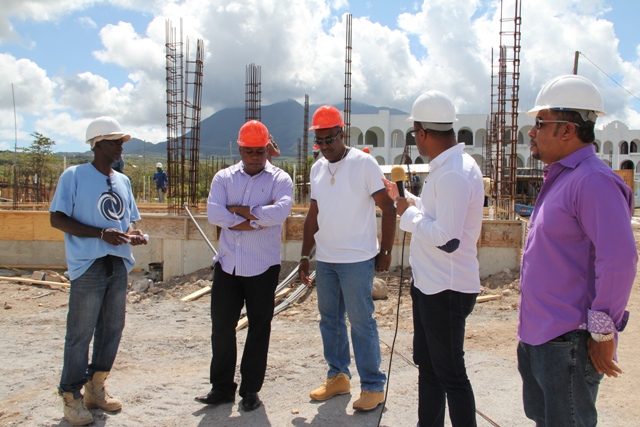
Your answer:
[631,141,638,153]
[620,141,629,155]
[457,128,473,145]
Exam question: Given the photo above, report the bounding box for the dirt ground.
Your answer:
[2,223,640,426]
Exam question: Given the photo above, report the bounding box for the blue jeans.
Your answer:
[411,285,477,427]
[315,259,386,392]
[517,330,604,427]
[59,256,128,394]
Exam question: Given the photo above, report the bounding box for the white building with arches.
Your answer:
[350,109,640,180]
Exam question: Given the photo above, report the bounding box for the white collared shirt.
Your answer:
[400,143,484,295]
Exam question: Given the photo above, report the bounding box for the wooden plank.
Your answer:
[180,286,211,302]
[477,294,501,303]
[0,276,70,288]
[138,215,188,240]
[479,221,523,248]
[285,216,305,241]
[614,169,634,190]
[0,212,34,241]
[33,212,64,242]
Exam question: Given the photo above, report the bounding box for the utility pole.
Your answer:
[573,51,579,75]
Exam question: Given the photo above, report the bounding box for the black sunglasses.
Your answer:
[314,131,341,146]
[535,117,580,130]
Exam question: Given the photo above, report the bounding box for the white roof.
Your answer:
[379,164,430,175]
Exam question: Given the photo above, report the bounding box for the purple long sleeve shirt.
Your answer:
[518,144,637,345]
[207,161,293,277]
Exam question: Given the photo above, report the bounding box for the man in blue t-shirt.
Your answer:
[49,116,147,426]
[153,162,168,203]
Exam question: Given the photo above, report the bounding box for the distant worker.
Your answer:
[50,116,147,426]
[153,163,168,203]
[267,134,281,163]
[312,143,321,162]
[299,105,396,412]
[383,90,484,427]
[196,120,293,412]
[411,171,421,195]
[518,75,637,426]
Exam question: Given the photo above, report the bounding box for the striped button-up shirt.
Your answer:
[207,161,293,277]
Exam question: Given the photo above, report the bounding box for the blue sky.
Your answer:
[1,0,640,153]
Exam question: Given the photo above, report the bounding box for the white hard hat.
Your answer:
[527,74,606,122]
[407,90,457,130]
[156,162,163,168]
[85,116,131,148]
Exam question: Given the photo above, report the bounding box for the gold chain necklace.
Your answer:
[327,147,349,185]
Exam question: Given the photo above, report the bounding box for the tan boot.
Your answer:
[352,390,385,411]
[59,390,93,426]
[309,373,351,401]
[84,371,122,411]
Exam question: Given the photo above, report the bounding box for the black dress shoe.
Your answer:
[241,392,261,412]
[195,389,235,405]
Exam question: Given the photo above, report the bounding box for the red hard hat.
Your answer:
[309,105,345,130]
[237,120,270,147]
[362,147,371,153]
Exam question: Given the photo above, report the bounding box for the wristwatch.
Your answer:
[379,250,391,255]
[590,332,615,342]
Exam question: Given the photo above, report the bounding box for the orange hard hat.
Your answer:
[237,120,269,147]
[362,147,371,153]
[309,105,345,130]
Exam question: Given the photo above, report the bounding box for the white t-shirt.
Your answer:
[310,147,384,263]
[400,143,484,295]
[49,163,141,280]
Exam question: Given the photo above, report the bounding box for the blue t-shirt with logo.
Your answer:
[50,163,141,280]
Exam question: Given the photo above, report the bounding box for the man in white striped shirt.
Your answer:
[195,120,293,412]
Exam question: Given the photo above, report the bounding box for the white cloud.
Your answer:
[77,16,97,29]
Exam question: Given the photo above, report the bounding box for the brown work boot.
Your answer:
[59,390,93,426]
[84,371,122,411]
[309,373,350,401]
[352,390,384,411]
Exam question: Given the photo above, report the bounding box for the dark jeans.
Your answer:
[209,262,280,397]
[59,256,128,393]
[518,330,603,427]
[411,284,478,427]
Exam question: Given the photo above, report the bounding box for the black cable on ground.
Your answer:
[376,231,407,427]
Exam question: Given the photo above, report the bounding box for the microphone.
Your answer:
[390,165,407,198]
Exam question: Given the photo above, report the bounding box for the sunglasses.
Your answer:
[314,131,341,146]
[535,117,580,130]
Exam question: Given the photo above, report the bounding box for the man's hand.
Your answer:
[382,177,400,201]
[587,337,622,378]
[101,228,131,246]
[375,253,391,272]
[127,229,148,246]
[299,259,313,287]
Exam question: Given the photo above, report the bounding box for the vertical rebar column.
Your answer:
[183,37,205,209]
[165,19,184,213]
[245,64,262,122]
[344,13,352,146]
[302,94,310,204]
[488,0,522,220]
[296,138,302,204]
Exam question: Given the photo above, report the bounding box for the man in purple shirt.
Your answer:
[195,120,293,412]
[518,74,637,426]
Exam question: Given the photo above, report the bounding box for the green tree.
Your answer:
[19,132,60,203]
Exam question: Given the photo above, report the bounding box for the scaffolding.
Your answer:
[245,64,261,122]
[486,0,522,220]
[344,13,352,147]
[165,19,204,215]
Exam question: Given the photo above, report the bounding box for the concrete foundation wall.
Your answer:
[0,212,525,280]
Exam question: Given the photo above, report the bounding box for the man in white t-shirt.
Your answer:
[299,105,396,412]
[384,91,484,427]
[50,116,147,426]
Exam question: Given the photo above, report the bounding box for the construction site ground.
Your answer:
[2,221,640,426]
